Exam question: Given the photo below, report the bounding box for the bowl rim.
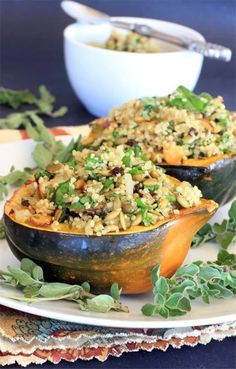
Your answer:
[63,16,206,57]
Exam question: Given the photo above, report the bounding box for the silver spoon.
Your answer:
[61,0,232,62]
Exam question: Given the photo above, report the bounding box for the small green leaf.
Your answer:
[7,267,37,287]
[32,266,44,281]
[23,284,41,298]
[154,292,165,306]
[110,283,121,302]
[166,293,191,312]
[21,258,39,276]
[81,281,90,293]
[229,200,236,221]
[51,106,68,117]
[220,231,236,249]
[141,303,157,316]
[151,265,160,285]
[153,277,169,296]
[54,179,75,205]
[35,85,54,114]
[198,266,221,281]
[86,295,115,313]
[217,249,236,268]
[32,143,53,169]
[213,220,228,234]
[55,138,75,163]
[102,178,114,190]
[175,264,200,277]
[39,283,80,298]
[122,155,131,167]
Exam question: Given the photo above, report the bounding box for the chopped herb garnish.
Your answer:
[169,86,212,113]
[54,180,75,206]
[166,194,176,202]
[129,168,144,175]
[85,154,104,170]
[140,208,152,226]
[122,155,131,167]
[79,195,93,205]
[102,178,114,190]
[144,184,160,192]
[141,97,157,117]
[112,130,120,138]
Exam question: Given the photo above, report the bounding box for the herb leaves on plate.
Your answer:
[192,200,236,249]
[0,258,128,314]
[142,250,236,318]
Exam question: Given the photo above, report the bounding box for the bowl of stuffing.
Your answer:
[4,144,217,293]
[83,87,236,205]
[64,17,205,116]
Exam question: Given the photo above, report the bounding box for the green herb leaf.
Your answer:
[39,283,80,298]
[129,168,144,175]
[122,155,131,167]
[7,267,38,287]
[54,180,75,206]
[110,283,121,302]
[32,143,53,169]
[85,154,104,170]
[169,86,212,113]
[102,178,114,190]
[0,167,33,201]
[21,258,40,276]
[86,295,115,313]
[81,281,90,293]
[0,87,35,109]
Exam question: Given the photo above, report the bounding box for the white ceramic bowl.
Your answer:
[64,17,205,117]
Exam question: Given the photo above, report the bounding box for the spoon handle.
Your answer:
[111,20,232,62]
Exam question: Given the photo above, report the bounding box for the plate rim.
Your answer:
[0,294,236,328]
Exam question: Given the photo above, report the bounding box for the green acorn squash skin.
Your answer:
[3,198,217,294]
[162,155,236,206]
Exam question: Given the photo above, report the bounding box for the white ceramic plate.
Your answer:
[0,137,235,328]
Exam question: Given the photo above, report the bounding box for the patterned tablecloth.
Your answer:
[0,127,235,367]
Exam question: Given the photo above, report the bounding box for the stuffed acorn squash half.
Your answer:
[4,143,218,294]
[82,86,236,205]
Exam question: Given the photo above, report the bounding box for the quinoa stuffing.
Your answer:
[85,86,236,165]
[104,30,160,53]
[9,144,202,236]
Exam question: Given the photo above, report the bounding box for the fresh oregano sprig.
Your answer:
[0,85,67,127]
[142,250,236,318]
[0,166,34,201]
[0,85,84,200]
[192,200,236,249]
[0,258,128,314]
